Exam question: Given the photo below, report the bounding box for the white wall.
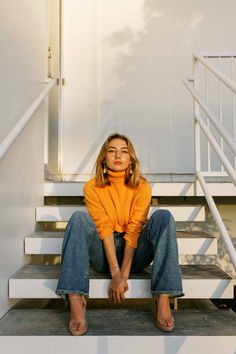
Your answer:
[61,0,236,176]
[0,106,46,318]
[0,0,48,143]
[0,0,48,318]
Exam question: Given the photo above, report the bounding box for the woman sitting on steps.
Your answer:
[55,133,184,335]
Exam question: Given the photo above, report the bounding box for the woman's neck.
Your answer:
[107,169,125,183]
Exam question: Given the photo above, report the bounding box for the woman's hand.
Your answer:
[108,272,129,303]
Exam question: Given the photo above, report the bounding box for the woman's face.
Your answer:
[105,138,131,172]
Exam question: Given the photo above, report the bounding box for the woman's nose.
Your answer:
[115,150,121,158]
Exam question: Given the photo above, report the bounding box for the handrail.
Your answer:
[184,53,236,271]
[0,78,56,160]
[194,52,236,94]
[183,79,236,155]
[195,112,236,186]
[197,170,236,270]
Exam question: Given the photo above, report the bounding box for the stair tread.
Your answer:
[0,308,236,336]
[11,264,232,280]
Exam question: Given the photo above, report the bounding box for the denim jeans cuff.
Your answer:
[151,290,185,298]
[55,289,89,300]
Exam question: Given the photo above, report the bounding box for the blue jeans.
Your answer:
[55,210,184,298]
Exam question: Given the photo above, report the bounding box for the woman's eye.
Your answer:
[107,149,128,154]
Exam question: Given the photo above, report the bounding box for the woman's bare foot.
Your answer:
[155,295,175,332]
[68,294,88,335]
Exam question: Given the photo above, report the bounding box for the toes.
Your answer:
[167,316,175,327]
[157,315,174,328]
[70,320,86,331]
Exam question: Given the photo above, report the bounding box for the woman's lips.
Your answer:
[114,161,122,165]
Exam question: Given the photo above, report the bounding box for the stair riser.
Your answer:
[24,237,217,255]
[44,181,236,197]
[36,206,205,222]
[9,278,234,299]
[44,182,196,197]
[1,336,236,354]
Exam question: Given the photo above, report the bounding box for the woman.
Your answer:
[56,133,184,335]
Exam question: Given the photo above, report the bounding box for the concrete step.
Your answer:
[25,231,217,255]
[1,309,236,353]
[1,308,236,336]
[36,205,205,222]
[9,264,234,299]
[44,181,236,197]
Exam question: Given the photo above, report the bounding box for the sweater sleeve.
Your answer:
[83,181,114,239]
[124,181,152,249]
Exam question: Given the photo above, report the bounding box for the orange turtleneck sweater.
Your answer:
[84,170,151,248]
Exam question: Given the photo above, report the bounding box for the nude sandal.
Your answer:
[154,296,175,333]
[155,316,175,333]
[68,295,88,336]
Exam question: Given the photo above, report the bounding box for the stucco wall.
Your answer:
[0,105,46,319]
[0,0,48,318]
[60,0,236,176]
[0,0,48,144]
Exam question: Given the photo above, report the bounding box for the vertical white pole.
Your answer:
[218,57,224,171]
[58,0,63,176]
[205,66,210,171]
[44,2,50,166]
[193,55,201,195]
[231,56,236,170]
[193,56,201,171]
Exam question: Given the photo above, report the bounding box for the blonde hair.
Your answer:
[93,133,143,187]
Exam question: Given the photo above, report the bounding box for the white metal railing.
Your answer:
[197,170,236,268]
[186,53,236,175]
[194,52,236,95]
[184,52,236,271]
[0,78,56,160]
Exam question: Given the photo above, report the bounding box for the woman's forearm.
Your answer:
[102,234,120,277]
[103,235,134,302]
[121,243,135,279]
[102,235,135,279]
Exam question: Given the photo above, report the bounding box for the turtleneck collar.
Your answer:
[107,169,125,183]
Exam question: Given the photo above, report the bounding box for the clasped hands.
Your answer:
[108,270,129,303]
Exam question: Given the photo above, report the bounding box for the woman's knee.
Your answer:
[69,211,90,225]
[151,209,174,225]
[148,209,176,243]
[66,211,91,238]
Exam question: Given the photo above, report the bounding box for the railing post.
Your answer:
[193,55,201,195]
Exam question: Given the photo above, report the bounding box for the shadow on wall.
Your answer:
[98,0,211,173]
[101,0,174,173]
[71,0,234,174]
[72,0,199,175]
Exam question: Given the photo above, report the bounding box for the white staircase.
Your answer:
[1,181,236,354]
[8,181,235,300]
